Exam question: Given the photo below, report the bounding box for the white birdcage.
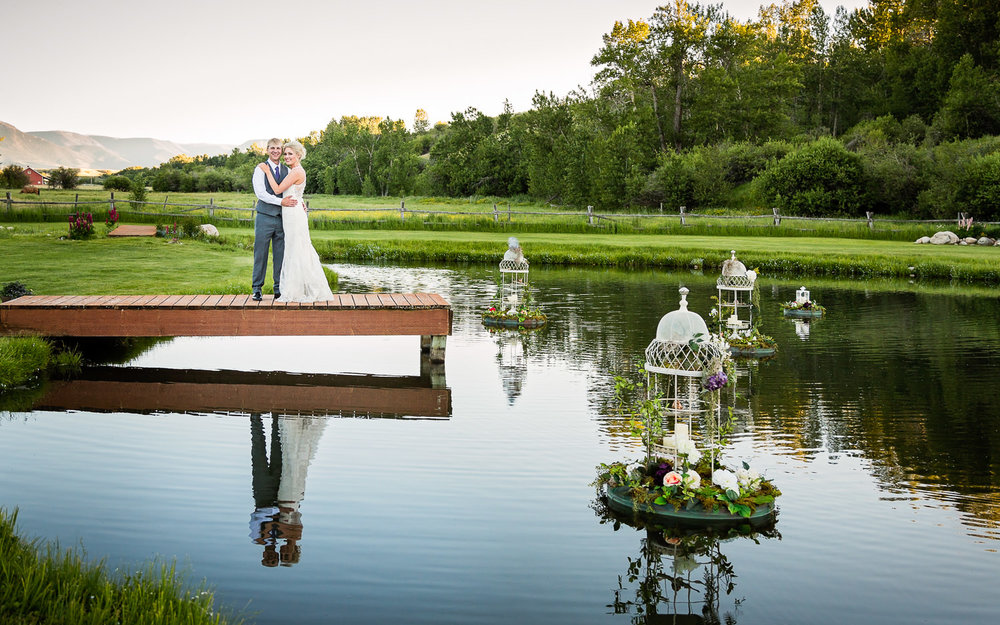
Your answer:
[643,288,728,470]
[716,250,756,332]
[498,237,529,310]
[795,286,811,305]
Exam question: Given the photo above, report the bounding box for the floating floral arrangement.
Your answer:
[780,299,826,315]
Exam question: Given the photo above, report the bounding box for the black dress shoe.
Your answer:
[273,289,281,299]
[252,290,262,301]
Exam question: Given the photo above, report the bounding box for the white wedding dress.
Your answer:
[278,169,334,303]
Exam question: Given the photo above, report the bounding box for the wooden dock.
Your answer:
[0,293,452,361]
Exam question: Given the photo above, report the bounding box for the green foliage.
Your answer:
[1,164,29,189]
[0,508,244,625]
[756,137,865,216]
[932,54,1000,140]
[1,280,33,301]
[48,166,80,190]
[957,151,1000,221]
[103,175,133,192]
[129,175,147,209]
[0,337,50,388]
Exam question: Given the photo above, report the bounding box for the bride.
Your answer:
[258,142,334,303]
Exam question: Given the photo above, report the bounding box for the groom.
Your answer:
[251,138,298,301]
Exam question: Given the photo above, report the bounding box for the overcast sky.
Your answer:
[5,0,869,144]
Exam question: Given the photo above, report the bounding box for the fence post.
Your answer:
[110,192,115,215]
[507,202,511,222]
[493,203,498,223]
[659,202,663,214]
[400,200,405,220]
[74,193,79,214]
[5,191,10,213]
[679,205,686,226]
[772,207,781,226]
[587,205,594,226]
[866,211,874,230]
[163,195,169,211]
[209,197,215,218]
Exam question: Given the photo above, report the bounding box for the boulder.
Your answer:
[915,236,931,244]
[977,237,995,246]
[929,231,960,245]
[199,224,220,237]
[963,237,978,245]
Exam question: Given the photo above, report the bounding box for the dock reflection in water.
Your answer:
[33,366,452,420]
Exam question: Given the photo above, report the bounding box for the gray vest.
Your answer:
[255,162,287,217]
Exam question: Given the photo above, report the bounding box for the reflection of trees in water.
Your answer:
[63,337,172,365]
[595,497,779,625]
[346,263,1000,534]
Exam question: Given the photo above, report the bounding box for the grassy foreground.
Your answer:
[0,508,242,625]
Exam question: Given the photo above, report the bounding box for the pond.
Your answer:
[2,262,999,624]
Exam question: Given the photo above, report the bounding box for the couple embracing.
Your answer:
[251,138,333,303]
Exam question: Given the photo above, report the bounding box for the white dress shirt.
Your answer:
[252,158,283,206]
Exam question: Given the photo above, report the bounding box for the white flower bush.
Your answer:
[681,470,701,490]
[736,466,761,491]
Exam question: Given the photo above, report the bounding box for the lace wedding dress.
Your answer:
[277,169,334,303]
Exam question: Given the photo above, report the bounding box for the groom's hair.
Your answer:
[266,137,282,148]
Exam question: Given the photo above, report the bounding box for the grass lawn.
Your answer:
[3,222,1000,295]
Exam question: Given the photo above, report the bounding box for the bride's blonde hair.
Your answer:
[283,140,306,161]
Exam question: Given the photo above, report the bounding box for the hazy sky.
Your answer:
[6,0,869,144]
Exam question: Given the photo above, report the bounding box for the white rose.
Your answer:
[736,466,761,490]
[682,470,701,490]
[712,469,739,493]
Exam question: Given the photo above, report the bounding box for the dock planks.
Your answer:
[0,293,453,341]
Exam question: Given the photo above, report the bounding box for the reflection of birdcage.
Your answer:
[716,250,756,332]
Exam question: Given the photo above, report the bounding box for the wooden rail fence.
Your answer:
[3,191,993,230]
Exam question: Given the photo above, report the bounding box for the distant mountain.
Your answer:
[0,121,249,171]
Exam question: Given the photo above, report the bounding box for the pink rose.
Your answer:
[662,471,682,486]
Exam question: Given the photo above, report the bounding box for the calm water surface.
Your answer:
[2,263,998,624]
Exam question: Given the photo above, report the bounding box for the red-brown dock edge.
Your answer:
[0,293,452,362]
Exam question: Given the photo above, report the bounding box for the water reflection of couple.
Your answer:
[249,414,328,567]
[251,138,334,303]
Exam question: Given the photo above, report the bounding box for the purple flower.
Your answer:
[704,370,728,391]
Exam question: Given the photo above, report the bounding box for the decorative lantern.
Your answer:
[795,286,810,305]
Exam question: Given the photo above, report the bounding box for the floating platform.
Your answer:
[782,307,824,318]
[605,486,776,527]
[482,315,547,329]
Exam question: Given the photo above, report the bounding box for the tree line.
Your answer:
[119,0,1000,220]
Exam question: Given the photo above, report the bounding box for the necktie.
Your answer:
[274,165,280,179]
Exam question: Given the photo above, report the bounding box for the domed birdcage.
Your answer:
[645,288,725,378]
[716,250,757,333]
[498,237,529,309]
[643,288,729,478]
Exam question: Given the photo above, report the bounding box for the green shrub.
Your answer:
[129,175,148,209]
[958,152,1000,221]
[755,137,865,216]
[1,281,33,302]
[1,165,30,189]
[103,176,133,192]
[858,142,925,215]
